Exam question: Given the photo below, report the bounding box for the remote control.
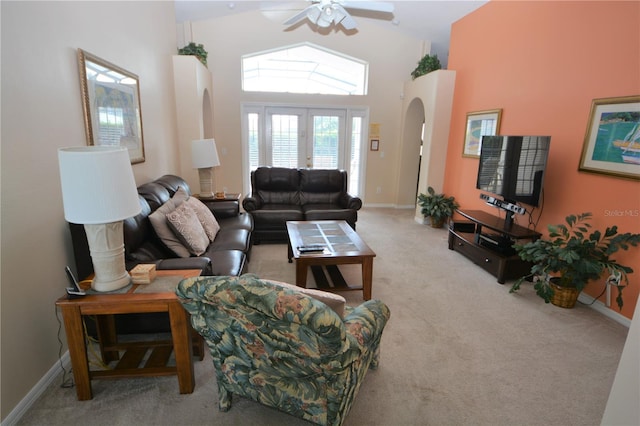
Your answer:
[298,245,325,253]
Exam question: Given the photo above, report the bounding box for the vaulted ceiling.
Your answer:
[174,1,488,64]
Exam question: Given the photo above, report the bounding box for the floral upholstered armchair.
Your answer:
[176,274,390,426]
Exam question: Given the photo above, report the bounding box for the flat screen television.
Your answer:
[476,135,551,208]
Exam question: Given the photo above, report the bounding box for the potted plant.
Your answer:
[510,212,640,309]
[178,42,208,67]
[417,186,459,228]
[411,53,442,80]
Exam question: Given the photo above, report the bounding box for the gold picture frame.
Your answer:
[463,109,502,158]
[578,95,640,180]
[78,49,145,164]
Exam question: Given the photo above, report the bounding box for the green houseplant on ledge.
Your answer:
[417,186,459,228]
[411,53,442,80]
[510,212,640,309]
[178,42,208,67]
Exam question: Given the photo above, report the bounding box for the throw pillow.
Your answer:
[173,186,190,205]
[166,203,209,256]
[186,197,220,242]
[147,186,192,258]
[148,199,190,258]
[265,279,346,318]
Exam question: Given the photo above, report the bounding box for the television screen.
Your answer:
[476,135,551,207]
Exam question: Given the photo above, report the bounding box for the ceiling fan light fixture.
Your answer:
[284,0,394,31]
[316,5,335,27]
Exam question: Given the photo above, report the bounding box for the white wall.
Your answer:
[0,1,180,420]
[398,70,456,216]
[185,10,426,204]
[601,297,640,425]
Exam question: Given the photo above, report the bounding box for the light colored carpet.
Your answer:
[18,208,628,426]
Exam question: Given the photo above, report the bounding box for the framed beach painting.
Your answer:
[579,96,640,180]
[463,109,502,158]
[78,49,145,164]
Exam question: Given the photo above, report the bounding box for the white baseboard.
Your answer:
[362,203,396,208]
[1,352,70,426]
[363,203,416,210]
[578,293,631,328]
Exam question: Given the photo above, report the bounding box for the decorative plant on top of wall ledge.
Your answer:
[411,53,442,80]
[178,42,208,67]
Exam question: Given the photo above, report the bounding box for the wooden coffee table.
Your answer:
[55,269,202,400]
[286,220,376,300]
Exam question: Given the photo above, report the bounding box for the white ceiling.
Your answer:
[174,1,489,64]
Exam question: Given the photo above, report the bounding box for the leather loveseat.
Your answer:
[69,174,253,334]
[242,167,362,243]
[70,174,253,280]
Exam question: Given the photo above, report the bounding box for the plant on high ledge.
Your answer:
[417,186,459,228]
[510,212,640,310]
[411,53,442,80]
[178,42,208,67]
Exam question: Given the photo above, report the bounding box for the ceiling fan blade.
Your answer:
[341,1,394,13]
[283,5,316,26]
[334,5,357,29]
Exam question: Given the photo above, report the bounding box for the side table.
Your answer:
[56,269,201,400]
[194,193,241,202]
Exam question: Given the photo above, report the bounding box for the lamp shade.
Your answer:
[191,138,220,169]
[58,146,141,224]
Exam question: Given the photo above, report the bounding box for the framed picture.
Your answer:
[579,95,640,180]
[463,109,502,158]
[77,49,145,164]
[370,139,379,151]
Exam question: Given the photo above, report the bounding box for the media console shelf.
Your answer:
[448,209,541,284]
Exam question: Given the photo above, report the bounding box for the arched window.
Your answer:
[242,42,368,95]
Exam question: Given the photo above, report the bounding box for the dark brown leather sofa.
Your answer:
[242,167,362,243]
[69,174,253,333]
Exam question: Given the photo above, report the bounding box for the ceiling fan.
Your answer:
[283,0,394,30]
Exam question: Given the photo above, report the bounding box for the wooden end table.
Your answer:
[55,269,201,400]
[286,220,376,300]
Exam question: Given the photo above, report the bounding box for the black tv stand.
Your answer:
[448,209,541,283]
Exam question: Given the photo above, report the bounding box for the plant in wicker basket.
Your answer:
[510,212,640,309]
[417,186,459,228]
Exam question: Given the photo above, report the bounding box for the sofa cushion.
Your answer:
[123,196,153,257]
[205,229,251,253]
[253,167,301,205]
[303,205,358,224]
[300,191,343,205]
[155,174,193,197]
[166,203,210,256]
[137,182,172,212]
[206,250,246,276]
[148,188,191,257]
[128,241,170,262]
[299,169,345,192]
[250,205,304,229]
[216,212,253,232]
[186,197,220,242]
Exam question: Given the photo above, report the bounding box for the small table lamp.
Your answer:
[191,138,220,199]
[58,146,141,292]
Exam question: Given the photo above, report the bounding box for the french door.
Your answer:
[242,104,367,196]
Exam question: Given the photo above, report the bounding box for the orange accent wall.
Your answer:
[445,1,640,319]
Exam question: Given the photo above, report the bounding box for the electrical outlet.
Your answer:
[376,187,382,194]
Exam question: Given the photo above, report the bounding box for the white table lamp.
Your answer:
[191,138,220,198]
[58,146,141,292]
